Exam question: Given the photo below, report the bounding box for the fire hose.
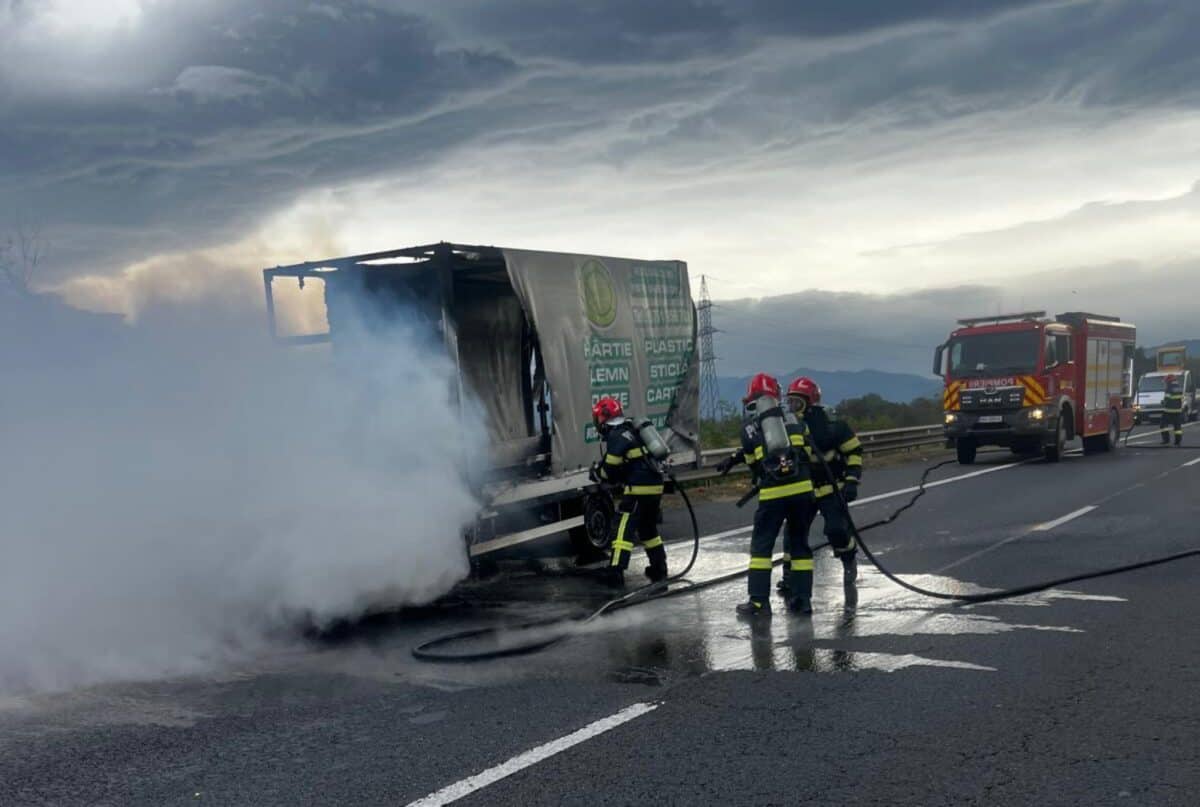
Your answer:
[413,438,1200,662]
[411,458,955,662]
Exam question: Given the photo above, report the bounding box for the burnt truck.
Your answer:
[263,242,701,563]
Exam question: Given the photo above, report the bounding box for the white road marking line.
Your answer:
[1183,457,1200,468]
[405,702,659,807]
[851,460,1026,507]
[691,424,1188,554]
[694,460,1029,545]
[1032,506,1098,532]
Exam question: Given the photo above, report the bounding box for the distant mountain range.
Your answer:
[717,368,942,408]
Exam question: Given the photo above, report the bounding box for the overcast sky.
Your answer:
[3,0,1199,368]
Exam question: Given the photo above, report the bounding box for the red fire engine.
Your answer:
[934,311,1137,465]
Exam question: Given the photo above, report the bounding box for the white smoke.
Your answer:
[0,284,481,694]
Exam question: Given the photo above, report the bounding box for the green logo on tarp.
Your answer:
[579,259,617,329]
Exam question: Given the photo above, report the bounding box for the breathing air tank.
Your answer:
[636,418,671,461]
[755,394,791,457]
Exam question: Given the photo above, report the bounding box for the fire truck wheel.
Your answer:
[1103,410,1121,452]
[955,439,977,465]
[1044,415,1066,462]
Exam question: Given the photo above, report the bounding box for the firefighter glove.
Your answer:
[715,455,737,476]
[588,462,602,484]
[843,482,859,503]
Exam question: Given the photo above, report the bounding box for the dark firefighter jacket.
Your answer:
[802,406,864,498]
[1163,387,1185,414]
[727,410,815,500]
[598,420,664,495]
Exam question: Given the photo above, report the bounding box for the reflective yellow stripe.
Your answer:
[642,536,663,549]
[839,436,861,453]
[626,447,645,458]
[748,557,774,571]
[789,434,806,446]
[753,445,765,461]
[815,484,835,498]
[610,514,633,566]
[846,455,864,467]
[604,454,624,465]
[758,480,814,500]
[624,485,665,495]
[790,558,814,572]
[823,449,837,462]
[616,512,631,542]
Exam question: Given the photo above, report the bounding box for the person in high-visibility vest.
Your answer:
[715,373,817,617]
[590,396,669,587]
[1161,375,1185,446]
[784,377,864,609]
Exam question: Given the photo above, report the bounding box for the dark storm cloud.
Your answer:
[2,0,1198,283]
[722,0,1058,37]
[714,257,1200,377]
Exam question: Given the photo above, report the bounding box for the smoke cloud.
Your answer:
[0,281,481,694]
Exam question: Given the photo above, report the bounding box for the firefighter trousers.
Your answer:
[783,493,857,584]
[1161,412,1184,445]
[609,494,668,576]
[748,493,817,603]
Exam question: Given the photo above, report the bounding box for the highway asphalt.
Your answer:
[2,425,1199,806]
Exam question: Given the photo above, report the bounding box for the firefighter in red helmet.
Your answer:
[715,373,816,617]
[785,376,864,608]
[590,396,669,587]
[1162,375,1185,446]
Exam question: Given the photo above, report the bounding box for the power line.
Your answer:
[697,275,721,420]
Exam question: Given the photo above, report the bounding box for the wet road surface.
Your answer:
[3,426,1200,805]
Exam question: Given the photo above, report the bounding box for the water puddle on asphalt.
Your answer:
[286,552,1128,691]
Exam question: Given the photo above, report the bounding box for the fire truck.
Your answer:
[934,311,1137,465]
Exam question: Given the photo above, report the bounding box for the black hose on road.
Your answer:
[817,451,1200,606]
[412,458,953,662]
[411,477,703,662]
[414,448,1200,662]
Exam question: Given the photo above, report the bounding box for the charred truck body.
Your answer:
[934,311,1137,465]
[263,243,700,562]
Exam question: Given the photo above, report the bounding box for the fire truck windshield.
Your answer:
[948,330,1040,377]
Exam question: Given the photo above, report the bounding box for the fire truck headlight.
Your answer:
[1028,406,1047,421]
[945,412,959,425]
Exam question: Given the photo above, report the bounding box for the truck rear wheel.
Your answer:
[956,439,977,465]
[1044,415,1066,463]
[571,490,615,559]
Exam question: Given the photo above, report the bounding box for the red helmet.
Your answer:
[743,372,781,404]
[787,376,822,405]
[592,396,624,428]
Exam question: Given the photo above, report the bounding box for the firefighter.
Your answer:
[590,396,669,587]
[1161,375,1185,446]
[782,377,864,608]
[715,373,817,617]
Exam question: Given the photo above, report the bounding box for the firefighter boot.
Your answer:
[605,567,626,588]
[736,600,772,619]
[777,552,792,595]
[643,542,669,583]
[787,596,813,616]
[842,554,859,611]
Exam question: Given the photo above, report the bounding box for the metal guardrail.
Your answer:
[675,423,945,483]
